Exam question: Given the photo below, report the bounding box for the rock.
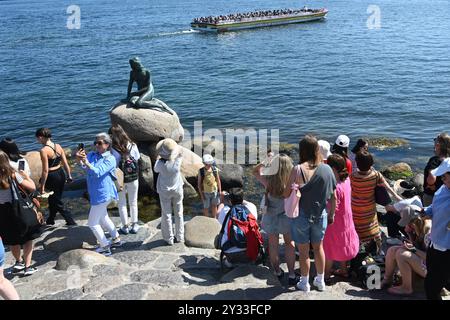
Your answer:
[111,251,160,268]
[38,289,84,300]
[137,141,158,165]
[110,101,184,143]
[64,178,87,191]
[216,164,244,190]
[102,283,151,300]
[43,226,97,254]
[180,146,203,180]
[220,264,281,287]
[55,249,110,271]
[413,173,424,193]
[130,269,186,287]
[184,216,221,249]
[138,153,155,194]
[182,176,199,199]
[382,162,414,181]
[24,151,41,185]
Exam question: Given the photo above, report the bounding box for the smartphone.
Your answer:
[77,143,85,151]
[18,160,25,171]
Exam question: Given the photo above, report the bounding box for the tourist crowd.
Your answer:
[0,129,449,300]
[193,7,324,24]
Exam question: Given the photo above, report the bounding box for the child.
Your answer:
[198,154,222,218]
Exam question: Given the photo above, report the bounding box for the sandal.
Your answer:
[332,268,349,278]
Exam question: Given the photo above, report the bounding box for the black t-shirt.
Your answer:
[423,156,443,195]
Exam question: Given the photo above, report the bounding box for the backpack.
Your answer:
[199,165,219,179]
[349,241,385,289]
[120,144,139,183]
[215,204,266,270]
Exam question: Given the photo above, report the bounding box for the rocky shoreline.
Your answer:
[4,215,447,300]
[5,101,445,300]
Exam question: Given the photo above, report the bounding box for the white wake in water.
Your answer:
[157,29,200,37]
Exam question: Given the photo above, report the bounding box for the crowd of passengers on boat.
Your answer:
[192,7,324,24]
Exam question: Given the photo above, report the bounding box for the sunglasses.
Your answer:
[94,141,105,146]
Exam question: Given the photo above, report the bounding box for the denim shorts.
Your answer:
[262,212,291,235]
[290,209,327,244]
[203,192,219,209]
[0,239,5,268]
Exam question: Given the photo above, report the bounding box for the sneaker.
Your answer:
[313,277,326,291]
[296,281,311,292]
[118,226,129,235]
[95,246,112,256]
[129,223,139,234]
[166,239,174,246]
[288,275,301,286]
[110,237,123,248]
[387,238,403,246]
[23,266,38,276]
[275,269,285,281]
[12,261,25,273]
[223,257,233,268]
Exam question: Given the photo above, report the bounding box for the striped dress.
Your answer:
[350,169,381,243]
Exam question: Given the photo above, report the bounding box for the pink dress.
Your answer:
[323,178,359,261]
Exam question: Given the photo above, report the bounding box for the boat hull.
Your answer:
[191,12,327,32]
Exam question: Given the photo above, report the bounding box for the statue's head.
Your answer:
[129,57,143,71]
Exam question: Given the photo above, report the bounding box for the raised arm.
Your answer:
[252,163,268,188]
[83,154,116,178]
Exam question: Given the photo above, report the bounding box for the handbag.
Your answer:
[10,178,44,236]
[110,168,124,192]
[284,165,305,218]
[375,172,391,206]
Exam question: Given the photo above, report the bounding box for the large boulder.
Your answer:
[182,176,199,199]
[180,146,203,180]
[110,100,184,143]
[55,249,110,271]
[24,151,41,185]
[382,162,413,181]
[184,216,221,249]
[138,153,155,194]
[216,164,244,190]
[43,226,97,254]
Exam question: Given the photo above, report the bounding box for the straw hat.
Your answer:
[156,138,180,160]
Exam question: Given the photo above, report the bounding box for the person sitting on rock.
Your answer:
[125,57,173,115]
[216,188,258,267]
[381,205,431,296]
[198,154,222,219]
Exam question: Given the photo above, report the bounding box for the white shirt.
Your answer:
[9,159,31,177]
[0,173,24,204]
[217,201,258,253]
[154,156,184,193]
[393,195,423,212]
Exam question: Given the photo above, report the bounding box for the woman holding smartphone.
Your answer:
[0,138,31,176]
[36,128,76,226]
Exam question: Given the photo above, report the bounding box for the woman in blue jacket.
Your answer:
[76,133,122,256]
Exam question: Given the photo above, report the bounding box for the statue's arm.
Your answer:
[127,72,134,98]
[133,71,151,95]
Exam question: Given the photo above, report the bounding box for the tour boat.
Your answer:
[191,8,328,32]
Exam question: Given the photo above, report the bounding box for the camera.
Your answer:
[18,160,25,171]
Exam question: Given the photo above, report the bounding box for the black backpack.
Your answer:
[120,144,139,183]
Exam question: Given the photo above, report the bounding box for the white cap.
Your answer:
[430,158,450,177]
[335,135,350,148]
[318,140,332,160]
[202,154,214,165]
